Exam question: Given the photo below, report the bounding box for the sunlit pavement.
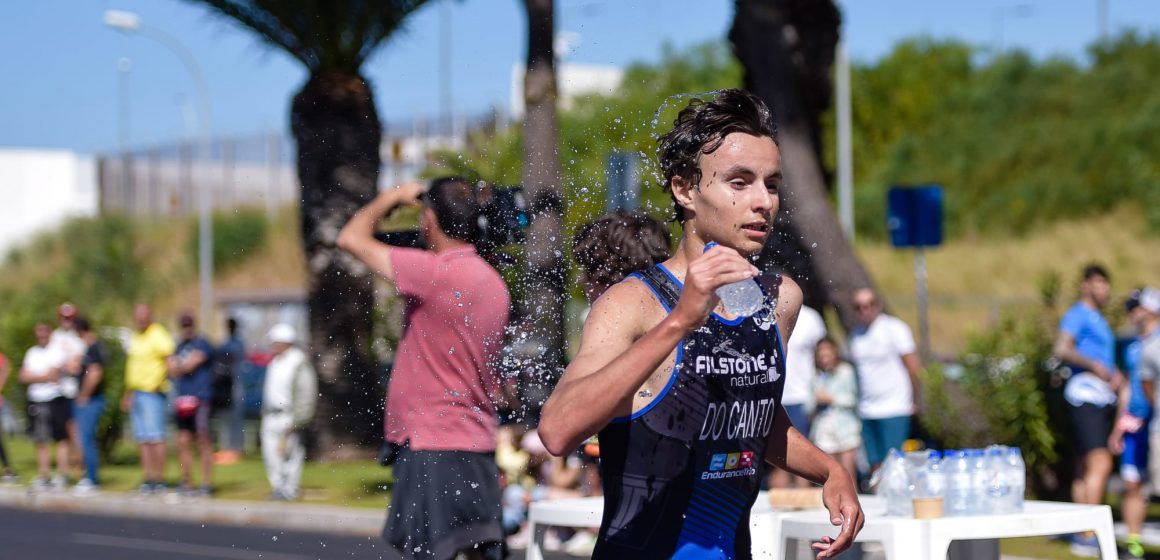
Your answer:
[0,485,580,558]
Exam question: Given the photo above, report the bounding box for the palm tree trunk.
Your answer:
[291,72,382,457]
[519,0,566,416]
[730,0,874,331]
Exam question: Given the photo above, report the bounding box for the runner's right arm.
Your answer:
[538,246,758,457]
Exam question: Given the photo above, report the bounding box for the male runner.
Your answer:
[538,89,863,559]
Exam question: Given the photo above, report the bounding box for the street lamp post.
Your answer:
[105,10,214,327]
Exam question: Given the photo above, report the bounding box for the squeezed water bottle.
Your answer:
[704,242,764,316]
[1006,447,1026,512]
[985,446,1011,514]
[944,450,972,517]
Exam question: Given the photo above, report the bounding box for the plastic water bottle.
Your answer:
[967,449,988,514]
[985,446,1011,514]
[904,451,928,501]
[917,450,945,501]
[704,242,764,316]
[944,450,972,516]
[879,449,912,516]
[1006,447,1026,512]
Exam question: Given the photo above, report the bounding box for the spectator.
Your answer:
[168,312,215,496]
[260,324,317,501]
[1109,287,1159,560]
[214,317,246,466]
[848,287,922,475]
[772,303,827,489]
[1052,264,1119,556]
[20,323,69,490]
[121,303,175,495]
[810,337,861,480]
[72,317,107,495]
[0,351,17,482]
[49,302,85,479]
[338,177,511,560]
[572,209,672,303]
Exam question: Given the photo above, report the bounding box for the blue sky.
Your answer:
[1,0,1157,154]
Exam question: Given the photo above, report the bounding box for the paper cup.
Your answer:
[912,497,944,519]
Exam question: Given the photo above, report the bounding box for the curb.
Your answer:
[0,486,385,537]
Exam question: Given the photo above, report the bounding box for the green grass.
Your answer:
[2,431,392,509]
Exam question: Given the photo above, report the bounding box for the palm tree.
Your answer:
[180,0,432,456]
[730,0,875,330]
[516,0,566,416]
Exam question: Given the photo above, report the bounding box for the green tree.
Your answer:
[179,0,432,455]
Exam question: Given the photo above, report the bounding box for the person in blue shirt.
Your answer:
[168,312,216,496]
[1110,287,1160,559]
[1052,264,1122,555]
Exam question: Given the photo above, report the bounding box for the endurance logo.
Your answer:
[702,450,757,480]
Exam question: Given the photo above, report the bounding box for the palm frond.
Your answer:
[180,0,433,72]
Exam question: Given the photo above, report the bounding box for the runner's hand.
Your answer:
[811,466,864,559]
[671,243,759,330]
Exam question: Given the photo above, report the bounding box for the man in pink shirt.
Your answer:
[339,177,511,560]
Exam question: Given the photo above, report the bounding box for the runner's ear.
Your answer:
[671,175,696,216]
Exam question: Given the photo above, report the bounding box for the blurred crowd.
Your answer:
[0,301,315,502]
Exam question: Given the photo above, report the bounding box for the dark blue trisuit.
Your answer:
[594,264,787,559]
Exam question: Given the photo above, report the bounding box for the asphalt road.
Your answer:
[0,505,577,560]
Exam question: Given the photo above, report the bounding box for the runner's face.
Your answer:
[681,132,781,257]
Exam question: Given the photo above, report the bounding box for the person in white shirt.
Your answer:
[20,323,69,490]
[260,324,317,501]
[848,287,922,474]
[48,302,86,480]
[770,304,827,488]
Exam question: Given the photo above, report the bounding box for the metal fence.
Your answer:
[97,111,511,218]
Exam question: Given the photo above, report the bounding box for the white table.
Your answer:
[525,492,858,559]
[778,500,1117,560]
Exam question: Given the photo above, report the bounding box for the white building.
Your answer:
[509,62,624,118]
[0,148,99,257]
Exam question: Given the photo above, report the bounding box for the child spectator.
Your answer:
[810,337,861,480]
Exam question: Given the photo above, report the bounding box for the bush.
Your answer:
[919,272,1073,499]
[189,209,268,272]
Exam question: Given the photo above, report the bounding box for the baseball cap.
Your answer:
[267,323,297,344]
[1127,287,1160,314]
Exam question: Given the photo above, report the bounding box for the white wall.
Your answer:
[0,148,98,257]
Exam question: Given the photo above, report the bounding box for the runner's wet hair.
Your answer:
[656,89,778,222]
[573,210,672,288]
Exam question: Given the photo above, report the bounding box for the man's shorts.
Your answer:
[1122,425,1151,483]
[131,391,168,443]
[27,397,70,443]
[173,396,211,435]
[1069,402,1115,455]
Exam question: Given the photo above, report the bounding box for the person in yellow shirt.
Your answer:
[120,303,175,494]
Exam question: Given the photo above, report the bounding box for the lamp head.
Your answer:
[104,10,142,33]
